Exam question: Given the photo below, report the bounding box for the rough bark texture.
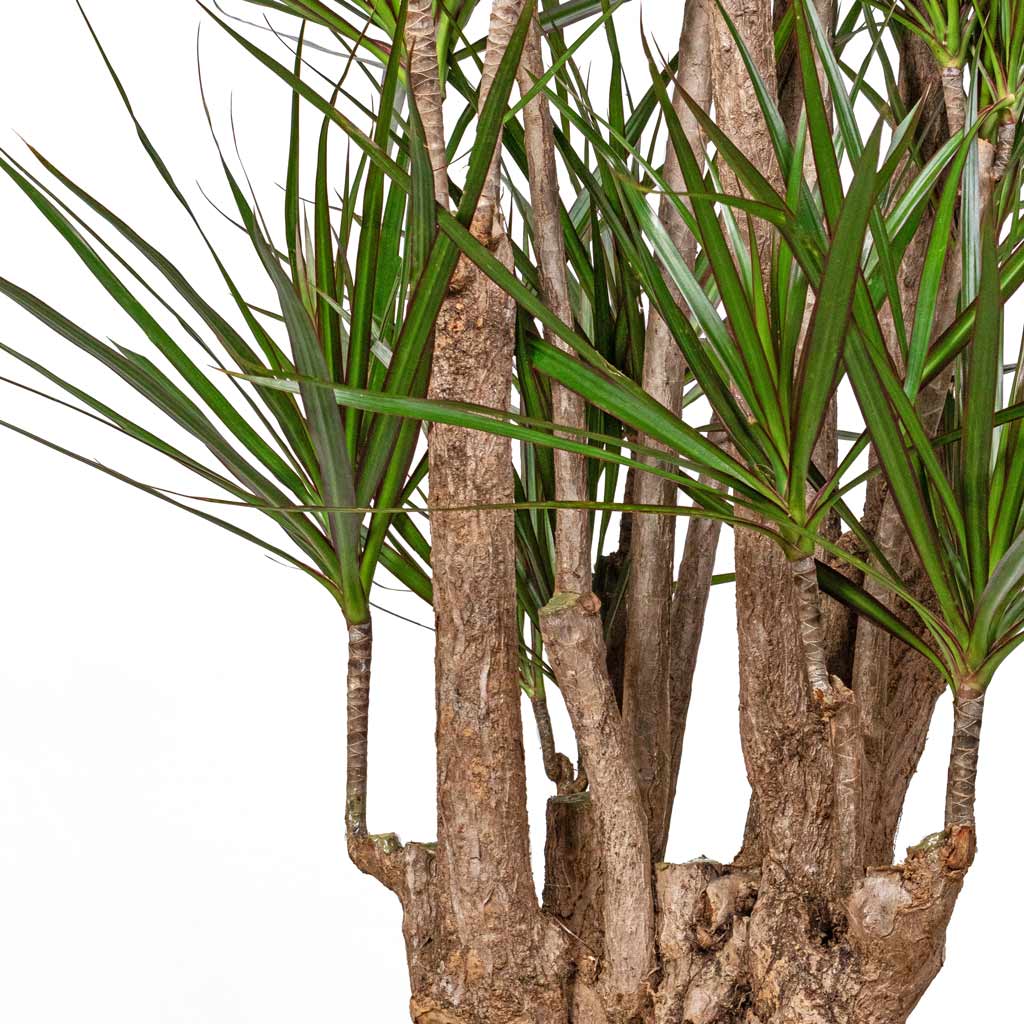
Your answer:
[345,620,372,836]
[945,687,985,828]
[518,11,590,790]
[350,9,569,1022]
[518,15,591,595]
[417,219,566,1023]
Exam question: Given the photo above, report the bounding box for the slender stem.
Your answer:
[940,65,966,139]
[623,0,713,860]
[790,555,836,709]
[830,687,864,888]
[475,0,527,233]
[993,121,1015,182]
[531,689,573,789]
[945,685,986,829]
[405,0,451,209]
[346,619,373,836]
[518,14,590,594]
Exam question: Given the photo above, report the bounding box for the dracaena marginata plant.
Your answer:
[4,0,1024,1022]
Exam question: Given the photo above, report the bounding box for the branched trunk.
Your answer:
[352,5,985,1022]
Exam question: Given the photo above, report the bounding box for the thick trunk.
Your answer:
[421,221,566,1023]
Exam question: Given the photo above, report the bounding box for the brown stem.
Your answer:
[993,120,1016,182]
[518,14,590,595]
[532,689,574,790]
[789,555,836,710]
[474,0,526,233]
[622,0,712,860]
[945,686,986,829]
[830,686,864,888]
[541,592,655,1017]
[405,0,450,208]
[664,500,723,844]
[941,65,966,139]
[346,619,372,837]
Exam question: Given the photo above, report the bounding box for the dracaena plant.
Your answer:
[6,0,1024,1022]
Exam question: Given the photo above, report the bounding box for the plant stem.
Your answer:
[790,554,835,709]
[346,619,373,836]
[945,684,986,829]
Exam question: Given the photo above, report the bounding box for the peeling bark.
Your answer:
[993,120,1016,182]
[940,65,966,139]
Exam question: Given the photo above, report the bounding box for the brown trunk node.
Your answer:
[993,121,1016,182]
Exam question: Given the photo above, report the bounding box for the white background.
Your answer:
[0,2,1020,1020]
